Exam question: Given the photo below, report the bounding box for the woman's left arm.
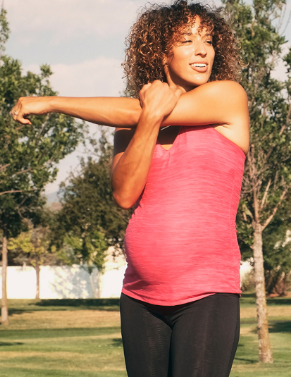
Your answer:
[11,96,141,127]
[163,80,249,129]
[12,80,248,129]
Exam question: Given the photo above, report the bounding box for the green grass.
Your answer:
[230,293,291,377]
[0,325,126,376]
[1,294,291,377]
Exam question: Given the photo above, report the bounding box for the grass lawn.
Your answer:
[0,294,291,377]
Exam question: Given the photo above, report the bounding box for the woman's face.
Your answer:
[164,17,215,91]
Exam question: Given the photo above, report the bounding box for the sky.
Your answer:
[4,0,291,195]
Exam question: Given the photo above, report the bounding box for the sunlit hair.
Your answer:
[123,0,241,98]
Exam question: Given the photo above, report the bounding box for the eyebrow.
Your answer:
[182,32,213,37]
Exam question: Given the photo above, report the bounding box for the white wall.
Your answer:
[0,250,127,299]
[0,258,252,300]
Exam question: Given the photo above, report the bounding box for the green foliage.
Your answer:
[223,0,291,277]
[8,225,55,268]
[62,230,108,273]
[50,129,131,272]
[0,7,9,53]
[241,269,256,292]
[0,9,84,239]
[263,192,291,295]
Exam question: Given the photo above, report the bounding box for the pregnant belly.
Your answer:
[124,219,231,285]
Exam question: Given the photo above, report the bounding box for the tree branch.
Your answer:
[0,163,10,173]
[0,168,33,185]
[260,178,271,211]
[262,186,289,231]
[0,190,23,196]
[261,103,291,166]
[0,187,38,196]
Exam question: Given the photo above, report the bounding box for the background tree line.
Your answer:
[1,0,291,365]
[224,0,291,363]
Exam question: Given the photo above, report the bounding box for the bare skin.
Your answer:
[11,18,249,209]
[111,19,249,208]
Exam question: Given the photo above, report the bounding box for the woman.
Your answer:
[12,1,249,376]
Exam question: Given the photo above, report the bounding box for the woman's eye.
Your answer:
[206,40,213,45]
[182,40,192,43]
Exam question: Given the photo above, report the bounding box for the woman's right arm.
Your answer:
[111,113,161,209]
[111,82,182,209]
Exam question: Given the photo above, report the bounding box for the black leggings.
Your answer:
[120,293,240,377]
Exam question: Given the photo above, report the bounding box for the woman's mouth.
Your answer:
[190,63,208,73]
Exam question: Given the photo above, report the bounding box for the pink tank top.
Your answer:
[122,125,245,305]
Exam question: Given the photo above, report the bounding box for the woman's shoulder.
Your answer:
[197,80,247,101]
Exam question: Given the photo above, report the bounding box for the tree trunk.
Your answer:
[89,270,100,298]
[1,231,8,325]
[97,271,102,299]
[253,223,273,363]
[35,263,40,300]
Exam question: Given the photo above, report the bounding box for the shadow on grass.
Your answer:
[234,357,257,364]
[240,293,291,308]
[35,298,120,311]
[241,293,256,298]
[0,342,24,346]
[269,321,291,334]
[234,340,259,365]
[1,308,35,316]
[0,327,121,339]
[0,298,120,317]
[266,297,291,306]
[240,293,256,307]
[112,338,123,347]
[234,345,257,364]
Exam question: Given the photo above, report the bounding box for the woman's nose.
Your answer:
[193,40,207,56]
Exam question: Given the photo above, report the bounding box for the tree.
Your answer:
[0,7,84,325]
[56,231,108,298]
[8,222,60,299]
[223,0,291,363]
[50,129,131,297]
[263,191,291,296]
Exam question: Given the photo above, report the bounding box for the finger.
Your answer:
[18,118,31,126]
[13,116,31,125]
[141,82,152,90]
[143,83,152,92]
[139,83,151,98]
[12,111,32,125]
[10,108,20,117]
[139,83,152,106]
[152,80,163,86]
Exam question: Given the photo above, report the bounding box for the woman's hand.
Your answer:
[11,97,53,125]
[139,80,183,120]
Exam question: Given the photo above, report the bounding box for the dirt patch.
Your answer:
[240,306,291,319]
[7,310,121,329]
[240,326,256,336]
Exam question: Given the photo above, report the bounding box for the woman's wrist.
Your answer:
[48,96,63,113]
[141,107,164,127]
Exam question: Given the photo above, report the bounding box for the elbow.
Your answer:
[112,190,135,210]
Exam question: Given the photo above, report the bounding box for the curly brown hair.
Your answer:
[123,0,241,98]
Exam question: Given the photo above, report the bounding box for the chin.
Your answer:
[182,74,211,88]
[184,78,210,90]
